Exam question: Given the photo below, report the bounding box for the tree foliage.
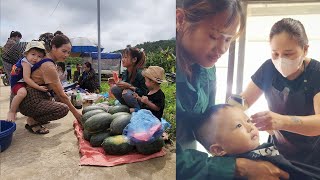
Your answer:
[112,39,176,73]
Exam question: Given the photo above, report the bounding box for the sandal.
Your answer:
[25,124,49,134]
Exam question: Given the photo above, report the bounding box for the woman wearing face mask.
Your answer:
[240,18,320,168]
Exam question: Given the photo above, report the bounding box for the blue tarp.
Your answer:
[72,46,104,53]
[82,52,121,59]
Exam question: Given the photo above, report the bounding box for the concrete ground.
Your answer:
[0,82,176,180]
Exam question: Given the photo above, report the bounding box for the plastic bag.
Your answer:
[123,109,170,145]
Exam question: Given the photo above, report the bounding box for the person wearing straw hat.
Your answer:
[134,66,166,121]
[6,40,48,122]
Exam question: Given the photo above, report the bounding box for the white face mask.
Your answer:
[272,56,304,77]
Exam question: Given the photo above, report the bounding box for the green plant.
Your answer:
[161,83,176,140]
[146,47,176,73]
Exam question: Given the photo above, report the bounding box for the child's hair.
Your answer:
[122,47,146,84]
[177,0,246,78]
[57,62,66,72]
[10,31,22,38]
[269,18,308,48]
[194,104,231,151]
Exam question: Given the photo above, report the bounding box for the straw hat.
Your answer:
[142,66,167,84]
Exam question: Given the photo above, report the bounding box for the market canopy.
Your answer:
[70,37,104,53]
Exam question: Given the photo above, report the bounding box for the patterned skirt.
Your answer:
[19,87,69,123]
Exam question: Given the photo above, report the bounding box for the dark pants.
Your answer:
[67,70,72,81]
[110,85,140,108]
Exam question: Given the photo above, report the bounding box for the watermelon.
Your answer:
[136,137,164,155]
[84,113,113,133]
[83,129,92,141]
[102,135,134,155]
[110,114,131,135]
[111,112,131,120]
[90,131,111,147]
[108,105,130,114]
[82,105,107,114]
[81,109,105,126]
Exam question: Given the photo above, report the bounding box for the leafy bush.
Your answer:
[146,47,176,73]
[65,57,83,65]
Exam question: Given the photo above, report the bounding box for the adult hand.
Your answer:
[73,110,82,122]
[251,111,285,131]
[122,89,128,95]
[117,81,131,89]
[133,92,140,100]
[39,86,48,92]
[236,158,289,180]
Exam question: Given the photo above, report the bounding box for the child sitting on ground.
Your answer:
[194,104,320,180]
[6,41,48,122]
[133,66,166,121]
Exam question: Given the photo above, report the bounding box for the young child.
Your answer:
[133,66,166,121]
[194,104,320,180]
[6,41,48,122]
[57,62,67,83]
[73,63,82,82]
[66,62,72,81]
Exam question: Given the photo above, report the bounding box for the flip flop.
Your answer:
[25,124,49,134]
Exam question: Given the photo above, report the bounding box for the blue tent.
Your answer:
[70,37,104,53]
[81,52,121,59]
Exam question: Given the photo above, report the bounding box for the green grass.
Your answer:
[100,82,176,140]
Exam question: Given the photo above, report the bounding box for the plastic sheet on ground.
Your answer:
[73,120,166,167]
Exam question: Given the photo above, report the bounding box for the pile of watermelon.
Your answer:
[80,104,164,155]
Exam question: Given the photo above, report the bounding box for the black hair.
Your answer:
[270,18,308,48]
[194,104,231,151]
[39,32,54,52]
[50,34,71,51]
[84,62,92,70]
[10,31,22,38]
[54,30,63,36]
[57,62,66,72]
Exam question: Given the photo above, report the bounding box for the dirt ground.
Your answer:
[0,82,176,180]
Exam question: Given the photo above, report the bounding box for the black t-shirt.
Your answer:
[141,89,165,120]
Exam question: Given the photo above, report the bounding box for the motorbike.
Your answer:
[1,71,10,86]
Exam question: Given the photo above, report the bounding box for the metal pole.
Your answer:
[236,2,248,94]
[226,41,236,102]
[97,0,101,87]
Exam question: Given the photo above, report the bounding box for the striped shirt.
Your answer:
[2,39,27,64]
